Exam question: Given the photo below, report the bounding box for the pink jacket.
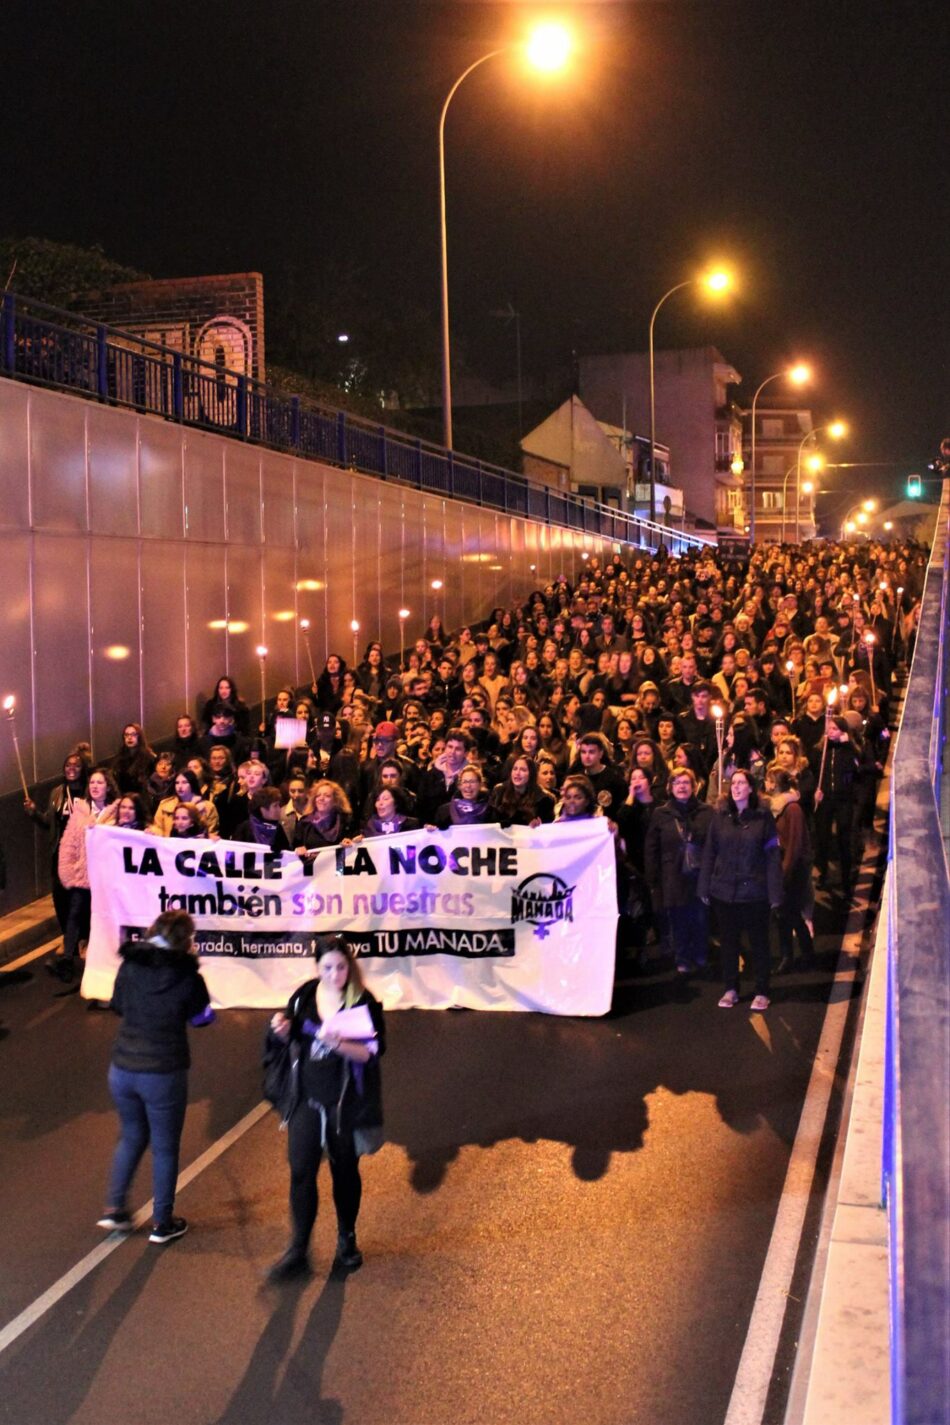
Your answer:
[57,802,117,888]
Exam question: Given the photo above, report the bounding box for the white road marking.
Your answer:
[722,900,870,1425]
[0,1099,271,1358]
[0,938,62,974]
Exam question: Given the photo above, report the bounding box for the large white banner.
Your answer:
[83,821,618,1016]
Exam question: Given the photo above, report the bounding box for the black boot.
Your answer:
[266,1245,311,1283]
[334,1230,363,1271]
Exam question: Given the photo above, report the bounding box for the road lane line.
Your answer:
[0,1099,271,1358]
[722,893,877,1425]
[0,938,62,974]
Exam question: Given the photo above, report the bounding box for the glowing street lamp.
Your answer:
[749,363,811,543]
[649,267,734,523]
[795,419,847,542]
[439,22,572,449]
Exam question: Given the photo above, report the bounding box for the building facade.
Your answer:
[579,346,744,531]
[740,397,817,543]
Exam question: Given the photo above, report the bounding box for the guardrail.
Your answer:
[0,291,712,555]
[884,481,950,1425]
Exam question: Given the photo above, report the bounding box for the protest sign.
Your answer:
[83,820,617,1015]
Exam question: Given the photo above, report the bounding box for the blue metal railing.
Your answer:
[0,291,711,555]
[884,483,950,1425]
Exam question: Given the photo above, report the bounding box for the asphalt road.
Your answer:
[0,894,867,1425]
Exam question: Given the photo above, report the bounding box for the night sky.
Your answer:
[5,0,948,513]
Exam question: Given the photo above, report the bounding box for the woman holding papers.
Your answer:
[264,935,385,1281]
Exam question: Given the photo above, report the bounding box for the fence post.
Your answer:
[415,439,423,488]
[96,325,109,400]
[447,448,454,495]
[236,375,248,437]
[477,462,484,506]
[172,353,183,420]
[337,411,347,466]
[379,425,388,478]
[1,292,14,372]
[291,396,301,449]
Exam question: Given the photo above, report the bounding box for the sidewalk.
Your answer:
[0,896,58,967]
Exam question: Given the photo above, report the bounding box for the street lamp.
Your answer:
[748,363,811,544]
[795,419,847,543]
[439,23,572,449]
[779,457,821,542]
[649,267,733,524]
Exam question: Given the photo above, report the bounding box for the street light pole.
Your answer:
[648,269,732,527]
[439,47,507,451]
[648,280,691,527]
[748,364,811,545]
[439,25,572,451]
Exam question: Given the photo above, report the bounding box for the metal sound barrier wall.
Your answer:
[0,379,621,908]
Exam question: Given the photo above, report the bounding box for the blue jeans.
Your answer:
[107,1064,188,1223]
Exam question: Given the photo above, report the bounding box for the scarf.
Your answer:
[249,813,280,846]
[449,798,487,825]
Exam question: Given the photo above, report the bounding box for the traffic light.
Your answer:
[907,473,922,498]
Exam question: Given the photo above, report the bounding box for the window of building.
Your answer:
[761,418,785,438]
[761,491,783,510]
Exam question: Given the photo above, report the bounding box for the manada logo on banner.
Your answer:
[510,873,575,939]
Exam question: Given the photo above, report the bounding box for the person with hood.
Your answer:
[264,934,385,1280]
[96,909,212,1244]
[644,768,714,978]
[698,769,784,1012]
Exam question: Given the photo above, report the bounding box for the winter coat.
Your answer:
[697,804,784,907]
[57,802,118,889]
[769,791,812,875]
[152,795,220,838]
[263,980,385,1132]
[644,797,715,912]
[110,939,211,1073]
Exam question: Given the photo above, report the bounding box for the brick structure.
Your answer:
[78,272,266,381]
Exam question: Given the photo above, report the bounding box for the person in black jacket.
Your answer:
[264,935,385,1281]
[644,768,715,977]
[698,771,784,1012]
[231,787,293,852]
[98,910,212,1244]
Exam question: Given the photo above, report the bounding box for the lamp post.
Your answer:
[439,23,571,449]
[840,499,876,540]
[649,269,732,526]
[795,420,847,543]
[748,364,811,545]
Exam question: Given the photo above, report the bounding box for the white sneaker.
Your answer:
[718,989,739,1008]
[750,994,770,1012]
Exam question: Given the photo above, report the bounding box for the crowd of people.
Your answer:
[14,534,926,1266]
[23,537,923,1014]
